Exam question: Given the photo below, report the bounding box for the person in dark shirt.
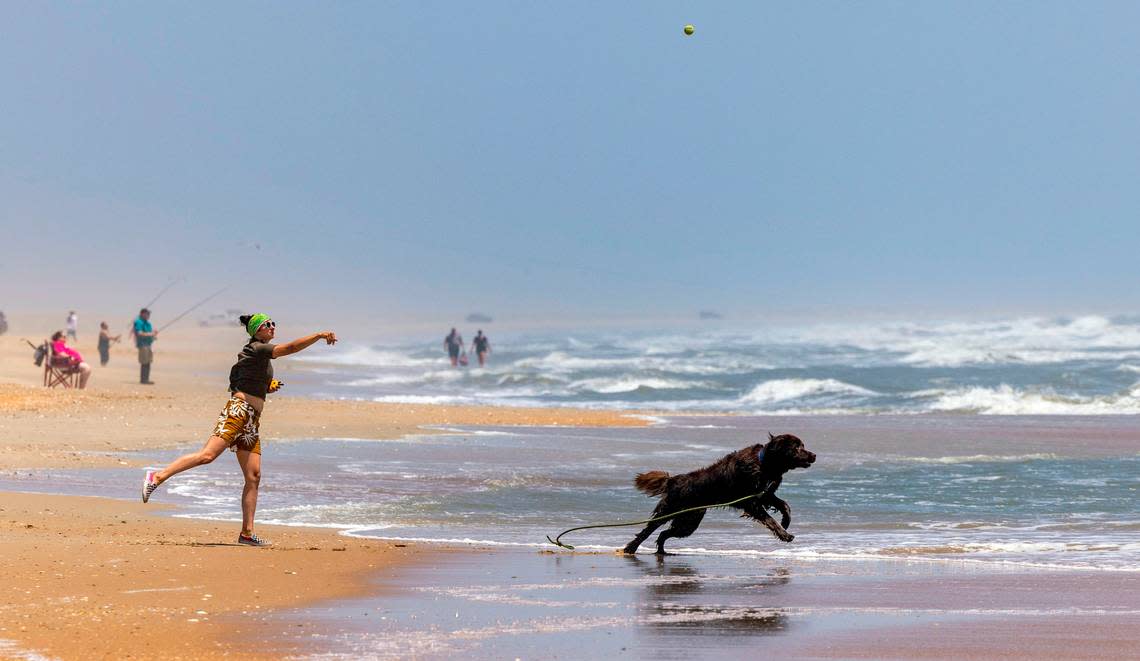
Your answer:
[140,313,337,547]
[471,330,491,367]
[97,322,121,366]
[444,327,463,367]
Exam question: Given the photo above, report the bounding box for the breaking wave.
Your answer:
[569,377,717,394]
[737,378,876,405]
[927,384,1140,415]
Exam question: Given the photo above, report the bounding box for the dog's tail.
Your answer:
[633,471,671,496]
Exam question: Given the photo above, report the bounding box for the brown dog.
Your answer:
[622,433,816,555]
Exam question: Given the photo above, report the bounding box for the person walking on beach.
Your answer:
[66,311,78,341]
[444,327,464,367]
[97,322,121,366]
[133,308,158,384]
[141,314,337,547]
[51,331,92,388]
[471,330,491,367]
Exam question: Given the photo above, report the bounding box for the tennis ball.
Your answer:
[683,24,695,36]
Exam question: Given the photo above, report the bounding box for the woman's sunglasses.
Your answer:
[261,321,276,330]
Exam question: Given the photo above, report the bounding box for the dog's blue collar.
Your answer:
[756,447,765,463]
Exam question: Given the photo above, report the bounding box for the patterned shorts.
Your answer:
[212,396,262,454]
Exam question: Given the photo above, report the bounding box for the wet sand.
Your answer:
[287,548,1140,659]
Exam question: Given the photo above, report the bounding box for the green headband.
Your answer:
[246,313,270,337]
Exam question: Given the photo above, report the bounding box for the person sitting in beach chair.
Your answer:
[45,331,92,389]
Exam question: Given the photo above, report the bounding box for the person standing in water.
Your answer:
[444,327,464,367]
[471,330,491,367]
[97,322,121,366]
[141,313,337,547]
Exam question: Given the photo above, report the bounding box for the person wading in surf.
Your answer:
[141,314,337,546]
[471,330,491,367]
[444,327,463,367]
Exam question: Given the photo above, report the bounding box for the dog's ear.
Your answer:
[768,432,776,442]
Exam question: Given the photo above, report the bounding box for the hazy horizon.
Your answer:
[4,2,1140,326]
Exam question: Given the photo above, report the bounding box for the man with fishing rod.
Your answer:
[131,286,228,385]
[133,308,158,385]
[129,277,179,344]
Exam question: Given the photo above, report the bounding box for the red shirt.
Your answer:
[52,340,83,364]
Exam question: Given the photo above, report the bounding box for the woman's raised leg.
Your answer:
[154,435,229,484]
[143,435,229,503]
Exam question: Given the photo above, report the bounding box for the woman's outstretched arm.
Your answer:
[272,331,337,358]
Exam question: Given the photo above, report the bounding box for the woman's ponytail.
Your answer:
[239,314,252,327]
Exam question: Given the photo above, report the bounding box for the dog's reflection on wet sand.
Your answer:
[623,554,794,636]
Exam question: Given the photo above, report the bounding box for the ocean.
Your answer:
[290,315,1140,415]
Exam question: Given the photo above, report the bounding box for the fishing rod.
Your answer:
[546,483,775,550]
[129,277,182,335]
[143,277,182,310]
[157,286,230,333]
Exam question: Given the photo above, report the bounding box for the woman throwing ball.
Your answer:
[141,314,337,547]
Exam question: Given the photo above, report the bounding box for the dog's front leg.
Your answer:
[622,518,667,554]
[742,501,794,543]
[764,494,792,530]
[622,501,674,555]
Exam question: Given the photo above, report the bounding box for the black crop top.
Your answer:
[228,341,276,398]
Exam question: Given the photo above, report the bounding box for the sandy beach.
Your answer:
[0,492,419,660]
[0,326,644,659]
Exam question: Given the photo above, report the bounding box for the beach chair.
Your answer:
[43,340,80,389]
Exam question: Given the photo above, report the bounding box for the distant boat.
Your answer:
[698,310,724,320]
[199,308,246,327]
[466,313,493,323]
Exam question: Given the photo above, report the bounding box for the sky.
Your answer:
[2,2,1139,327]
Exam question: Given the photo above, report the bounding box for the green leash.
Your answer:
[546,485,774,550]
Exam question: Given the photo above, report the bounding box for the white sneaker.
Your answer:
[142,470,160,503]
[237,532,272,547]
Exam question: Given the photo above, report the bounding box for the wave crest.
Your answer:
[738,378,876,406]
[927,384,1140,415]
